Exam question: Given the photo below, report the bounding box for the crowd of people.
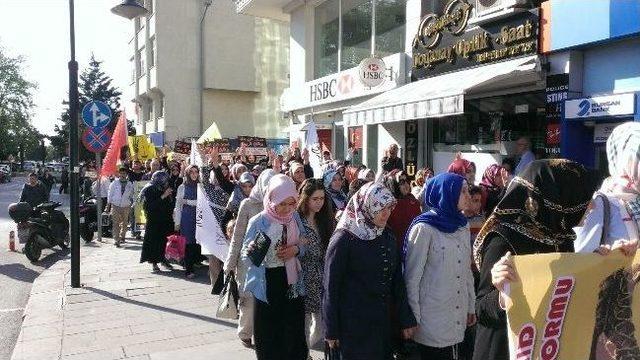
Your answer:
[17,125,640,360]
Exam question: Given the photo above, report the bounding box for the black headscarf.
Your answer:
[473,159,598,268]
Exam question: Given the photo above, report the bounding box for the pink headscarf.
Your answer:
[262,174,301,284]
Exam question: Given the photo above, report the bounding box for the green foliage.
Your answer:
[50,54,124,161]
[0,45,42,164]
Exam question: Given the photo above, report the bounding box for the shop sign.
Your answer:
[412,0,539,79]
[405,121,419,179]
[594,123,622,144]
[281,54,403,112]
[358,58,387,88]
[546,74,569,123]
[565,93,636,119]
[546,123,561,145]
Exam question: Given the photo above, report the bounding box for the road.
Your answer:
[0,177,69,360]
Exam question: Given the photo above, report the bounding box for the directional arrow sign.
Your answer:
[82,127,112,153]
[82,100,112,128]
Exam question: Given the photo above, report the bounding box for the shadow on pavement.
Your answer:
[0,249,68,282]
[84,286,236,328]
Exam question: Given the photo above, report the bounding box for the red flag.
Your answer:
[101,112,128,176]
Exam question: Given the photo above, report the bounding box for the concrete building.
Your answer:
[125,0,290,146]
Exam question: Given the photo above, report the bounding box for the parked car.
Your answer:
[23,161,37,172]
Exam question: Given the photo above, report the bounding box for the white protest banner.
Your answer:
[195,184,228,261]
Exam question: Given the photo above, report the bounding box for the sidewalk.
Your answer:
[10,238,323,360]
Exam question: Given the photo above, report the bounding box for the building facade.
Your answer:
[125,0,290,146]
[238,0,640,178]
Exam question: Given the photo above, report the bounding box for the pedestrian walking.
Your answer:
[106,167,134,247]
[139,171,174,272]
[323,168,347,212]
[472,160,596,360]
[173,165,200,278]
[297,178,335,350]
[59,167,69,194]
[224,169,276,348]
[241,174,308,360]
[404,173,476,360]
[324,181,417,359]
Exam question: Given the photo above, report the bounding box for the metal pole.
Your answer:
[68,0,81,288]
[95,154,102,243]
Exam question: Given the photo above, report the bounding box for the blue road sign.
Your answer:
[82,100,112,128]
[82,128,112,153]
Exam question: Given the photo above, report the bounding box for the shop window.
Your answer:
[314,0,340,78]
[431,92,546,158]
[375,0,406,57]
[341,0,373,71]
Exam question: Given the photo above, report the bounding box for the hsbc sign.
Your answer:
[281,53,404,112]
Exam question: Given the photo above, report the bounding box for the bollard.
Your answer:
[8,230,16,252]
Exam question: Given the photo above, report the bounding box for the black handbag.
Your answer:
[324,342,342,360]
[246,231,272,267]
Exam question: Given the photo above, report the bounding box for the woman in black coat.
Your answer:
[472,160,598,360]
[139,171,175,272]
[323,181,417,360]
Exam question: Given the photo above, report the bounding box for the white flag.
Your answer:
[304,121,323,178]
[195,184,228,261]
[189,139,203,166]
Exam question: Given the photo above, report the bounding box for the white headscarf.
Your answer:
[248,169,276,203]
[336,181,396,241]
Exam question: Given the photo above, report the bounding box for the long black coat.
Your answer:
[139,186,174,264]
[323,229,416,360]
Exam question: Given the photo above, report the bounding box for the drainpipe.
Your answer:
[199,0,213,134]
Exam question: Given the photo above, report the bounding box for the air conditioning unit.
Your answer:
[475,0,528,16]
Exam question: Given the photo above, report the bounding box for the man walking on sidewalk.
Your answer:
[106,167,135,247]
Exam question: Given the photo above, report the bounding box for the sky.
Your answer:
[0,0,133,136]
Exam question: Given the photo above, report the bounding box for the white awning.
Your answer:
[343,55,541,127]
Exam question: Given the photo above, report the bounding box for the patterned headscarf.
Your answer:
[336,181,397,241]
[324,169,347,210]
[230,163,248,182]
[480,164,505,189]
[473,159,597,269]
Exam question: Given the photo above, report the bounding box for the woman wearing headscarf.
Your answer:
[224,169,276,348]
[241,174,308,359]
[448,155,476,185]
[478,164,509,215]
[323,182,417,359]
[224,172,255,227]
[323,169,347,212]
[471,160,597,360]
[404,173,476,360]
[386,171,422,250]
[139,171,175,272]
[173,165,200,278]
[574,122,640,253]
[289,161,307,190]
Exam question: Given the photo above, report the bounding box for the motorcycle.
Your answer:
[79,197,112,243]
[8,201,70,262]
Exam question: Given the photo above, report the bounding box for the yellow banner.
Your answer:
[506,252,640,360]
[128,136,157,161]
[133,181,149,225]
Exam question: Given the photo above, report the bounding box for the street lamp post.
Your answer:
[68,0,81,288]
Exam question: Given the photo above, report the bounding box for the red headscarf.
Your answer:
[447,158,474,177]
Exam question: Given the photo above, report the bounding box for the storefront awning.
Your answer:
[343,55,541,127]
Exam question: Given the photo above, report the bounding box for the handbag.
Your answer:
[216,273,239,320]
[246,231,272,267]
[324,342,342,360]
[165,233,186,262]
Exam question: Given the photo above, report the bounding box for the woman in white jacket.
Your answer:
[404,173,476,360]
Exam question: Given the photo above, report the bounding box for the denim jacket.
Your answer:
[241,212,307,303]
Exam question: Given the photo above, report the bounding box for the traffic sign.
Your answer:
[82,100,112,128]
[82,127,112,153]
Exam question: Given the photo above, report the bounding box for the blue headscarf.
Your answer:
[324,169,347,210]
[406,172,468,234]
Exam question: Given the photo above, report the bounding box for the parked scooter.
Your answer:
[8,201,70,262]
[79,197,111,243]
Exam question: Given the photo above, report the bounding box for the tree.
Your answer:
[50,54,124,162]
[0,45,41,164]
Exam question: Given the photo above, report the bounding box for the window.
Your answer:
[158,96,164,118]
[314,0,340,78]
[149,99,155,121]
[138,47,146,76]
[149,37,156,68]
[130,57,135,84]
[313,0,406,78]
[144,101,152,122]
[375,0,405,57]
